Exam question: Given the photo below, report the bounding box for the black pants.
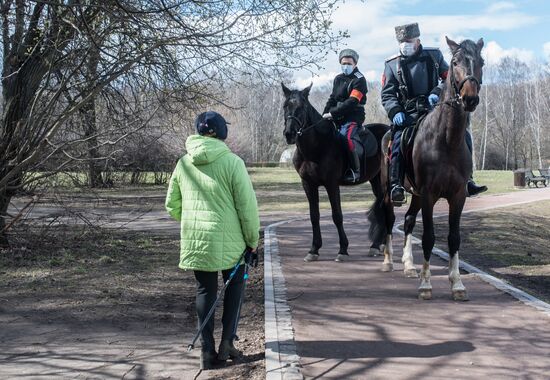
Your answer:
[193,265,245,353]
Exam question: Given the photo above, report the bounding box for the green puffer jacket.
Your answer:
[165,135,260,272]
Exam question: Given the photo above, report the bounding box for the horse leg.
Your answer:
[418,195,436,300]
[381,194,396,272]
[325,181,349,262]
[302,179,322,262]
[402,195,421,278]
[448,196,468,301]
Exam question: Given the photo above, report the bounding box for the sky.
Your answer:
[294,0,550,88]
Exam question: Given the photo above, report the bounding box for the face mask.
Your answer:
[400,41,417,56]
[341,64,354,75]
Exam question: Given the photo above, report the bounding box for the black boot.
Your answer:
[201,350,222,370]
[464,131,487,197]
[466,179,488,197]
[218,339,242,361]
[344,148,360,183]
[390,155,405,206]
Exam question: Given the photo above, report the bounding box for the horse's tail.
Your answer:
[367,172,388,247]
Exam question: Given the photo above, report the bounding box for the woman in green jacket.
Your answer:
[165,111,260,369]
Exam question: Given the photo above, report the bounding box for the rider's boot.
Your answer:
[344,148,360,183]
[390,154,405,206]
[466,177,488,197]
[464,130,488,197]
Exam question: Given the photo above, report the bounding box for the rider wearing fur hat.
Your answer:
[323,48,368,183]
[381,22,487,205]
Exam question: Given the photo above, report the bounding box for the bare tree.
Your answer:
[0,0,342,245]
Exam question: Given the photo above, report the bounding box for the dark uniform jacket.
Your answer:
[381,45,449,121]
[323,67,368,125]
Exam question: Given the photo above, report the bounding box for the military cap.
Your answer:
[339,49,359,64]
[395,23,420,42]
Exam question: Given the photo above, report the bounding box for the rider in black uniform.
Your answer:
[323,48,368,183]
[381,22,487,204]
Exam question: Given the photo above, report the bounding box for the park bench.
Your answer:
[525,170,547,188]
[538,168,550,181]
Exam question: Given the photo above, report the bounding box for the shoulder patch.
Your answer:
[385,53,401,62]
[354,71,364,79]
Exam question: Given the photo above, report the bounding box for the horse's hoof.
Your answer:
[335,254,349,262]
[452,290,469,302]
[404,268,418,278]
[418,289,432,300]
[304,253,319,262]
[367,248,380,257]
[382,263,394,272]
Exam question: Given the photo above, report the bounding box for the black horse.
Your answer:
[282,83,394,262]
[381,37,485,300]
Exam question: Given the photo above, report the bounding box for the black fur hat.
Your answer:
[395,23,420,42]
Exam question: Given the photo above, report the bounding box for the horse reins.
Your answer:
[286,107,336,138]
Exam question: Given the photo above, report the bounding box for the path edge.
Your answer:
[264,218,305,380]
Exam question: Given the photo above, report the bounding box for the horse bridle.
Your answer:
[285,106,332,138]
[442,50,482,106]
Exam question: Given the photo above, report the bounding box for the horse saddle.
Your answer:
[340,125,378,184]
[357,125,379,158]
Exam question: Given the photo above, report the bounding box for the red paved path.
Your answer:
[276,188,550,379]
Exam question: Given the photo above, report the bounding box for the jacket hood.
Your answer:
[185,134,230,165]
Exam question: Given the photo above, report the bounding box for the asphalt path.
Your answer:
[274,187,550,379]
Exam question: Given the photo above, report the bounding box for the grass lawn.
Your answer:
[34,168,524,213]
[420,200,550,303]
[248,167,521,213]
[472,170,517,195]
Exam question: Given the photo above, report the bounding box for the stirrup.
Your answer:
[391,186,406,206]
[344,169,360,183]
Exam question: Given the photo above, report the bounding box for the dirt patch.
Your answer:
[413,200,550,303]
[0,224,265,379]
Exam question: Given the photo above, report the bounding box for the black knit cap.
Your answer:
[195,111,230,140]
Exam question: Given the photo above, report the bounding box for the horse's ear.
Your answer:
[445,36,460,53]
[281,82,292,98]
[476,38,484,51]
[302,82,313,98]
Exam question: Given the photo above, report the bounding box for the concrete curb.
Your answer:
[264,218,306,380]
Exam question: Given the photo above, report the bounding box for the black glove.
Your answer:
[244,248,258,268]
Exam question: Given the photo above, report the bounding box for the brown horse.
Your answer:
[281,83,394,262]
[381,37,485,300]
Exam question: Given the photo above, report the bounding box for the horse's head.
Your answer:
[446,37,485,112]
[281,82,312,144]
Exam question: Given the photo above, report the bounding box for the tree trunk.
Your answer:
[81,98,103,188]
[481,87,488,170]
[82,40,103,188]
[0,192,11,247]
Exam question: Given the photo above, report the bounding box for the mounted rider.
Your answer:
[322,48,368,183]
[381,22,487,205]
